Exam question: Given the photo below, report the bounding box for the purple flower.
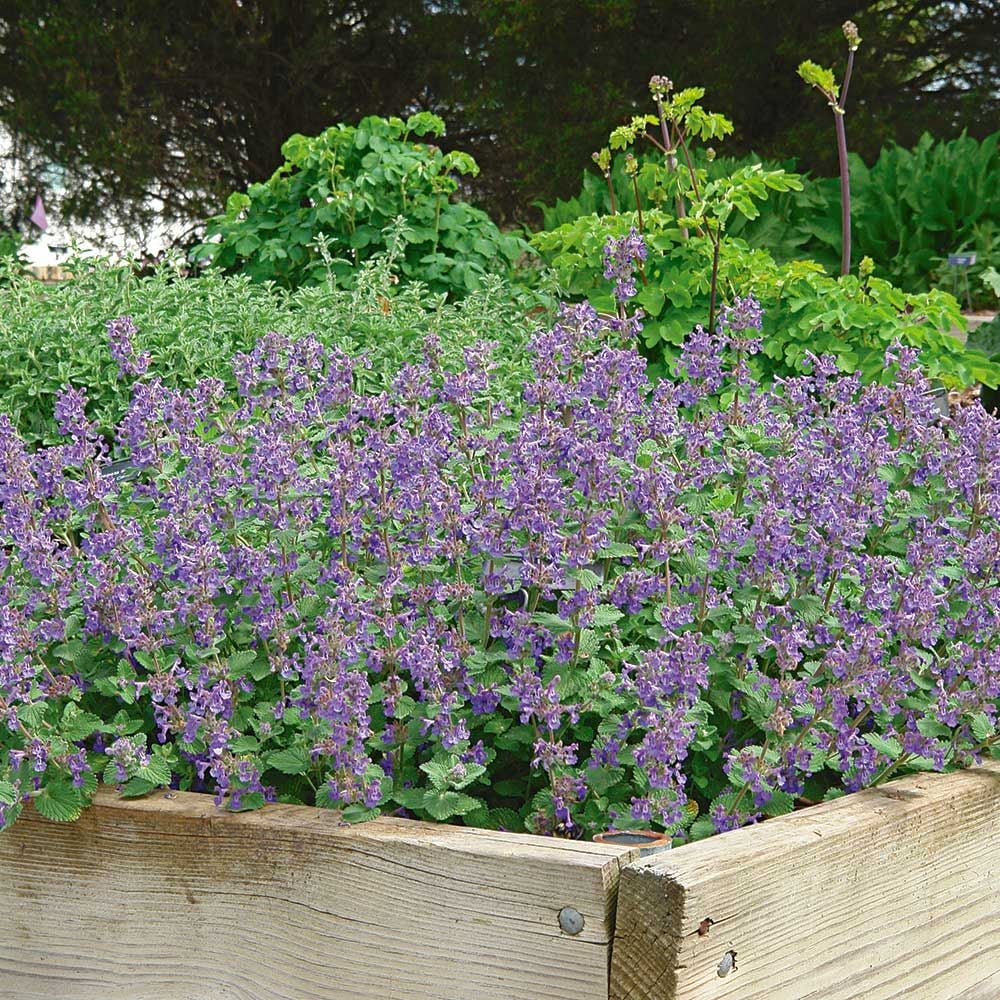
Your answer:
[603,228,647,303]
[107,316,152,377]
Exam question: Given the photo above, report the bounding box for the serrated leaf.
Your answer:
[970,713,994,743]
[761,790,796,817]
[340,804,381,823]
[419,760,452,790]
[34,781,84,822]
[119,777,158,798]
[916,717,952,740]
[585,766,625,796]
[566,567,603,590]
[421,790,483,821]
[227,791,266,812]
[266,747,310,775]
[596,542,638,559]
[591,605,624,628]
[531,612,573,631]
[227,649,259,677]
[863,733,902,757]
[688,816,716,841]
[789,595,826,624]
[391,787,426,810]
[136,756,172,786]
[60,704,103,742]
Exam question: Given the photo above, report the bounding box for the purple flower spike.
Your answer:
[603,228,648,303]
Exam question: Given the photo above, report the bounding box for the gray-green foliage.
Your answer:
[0,250,548,447]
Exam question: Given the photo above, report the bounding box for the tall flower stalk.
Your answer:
[799,21,862,276]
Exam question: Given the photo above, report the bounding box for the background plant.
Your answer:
[2,248,998,841]
[798,21,862,276]
[531,82,998,388]
[0,247,549,447]
[4,2,998,230]
[195,114,531,296]
[539,131,1000,304]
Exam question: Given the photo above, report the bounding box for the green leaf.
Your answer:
[970,714,994,743]
[567,567,603,590]
[797,60,839,100]
[265,747,311,775]
[227,791,266,812]
[421,790,483,822]
[60,704,104,741]
[136,757,172,786]
[341,804,381,823]
[34,781,84,823]
[688,816,716,841]
[863,733,902,757]
[531,612,573,631]
[118,777,158,798]
[761,790,795,817]
[916,718,952,740]
[391,787,426,810]
[596,542,639,559]
[227,649,260,677]
[419,760,452,791]
[636,284,665,316]
[585,766,624,796]
[591,605,624,628]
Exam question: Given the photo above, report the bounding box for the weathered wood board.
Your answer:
[0,789,637,1000]
[610,762,1000,1000]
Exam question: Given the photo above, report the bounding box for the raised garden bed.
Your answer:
[2,761,998,1000]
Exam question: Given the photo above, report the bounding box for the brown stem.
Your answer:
[707,237,722,333]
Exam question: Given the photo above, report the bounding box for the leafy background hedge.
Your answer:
[538,131,1000,305]
[0,249,547,446]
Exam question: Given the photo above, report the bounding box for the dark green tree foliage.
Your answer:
[0,0,997,226]
[463,0,1000,213]
[0,1,471,229]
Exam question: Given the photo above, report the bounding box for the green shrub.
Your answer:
[531,80,999,389]
[538,148,824,265]
[0,249,547,447]
[539,132,1000,305]
[534,211,996,387]
[195,113,532,296]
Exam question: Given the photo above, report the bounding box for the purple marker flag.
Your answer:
[30,194,48,231]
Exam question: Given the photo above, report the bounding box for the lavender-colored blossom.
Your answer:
[603,228,647,303]
[2,285,998,841]
[107,316,152,377]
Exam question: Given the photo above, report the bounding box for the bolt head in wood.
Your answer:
[717,950,737,977]
[558,907,585,935]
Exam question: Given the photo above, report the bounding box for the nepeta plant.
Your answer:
[1,236,998,840]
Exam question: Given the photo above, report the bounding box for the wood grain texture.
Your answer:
[610,763,1000,1000]
[0,788,638,1000]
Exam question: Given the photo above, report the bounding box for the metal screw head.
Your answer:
[558,907,585,936]
[717,950,737,978]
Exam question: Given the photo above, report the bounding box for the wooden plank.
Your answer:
[610,762,1000,1000]
[0,788,638,1000]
